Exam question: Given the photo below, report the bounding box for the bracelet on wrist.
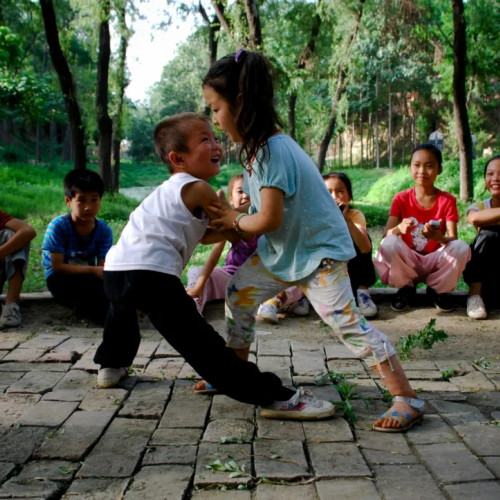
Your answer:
[233,213,247,234]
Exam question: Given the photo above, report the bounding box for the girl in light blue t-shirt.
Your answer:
[202,50,423,433]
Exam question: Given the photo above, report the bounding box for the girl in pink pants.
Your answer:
[375,144,470,312]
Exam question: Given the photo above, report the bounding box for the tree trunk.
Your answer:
[199,3,220,67]
[288,0,322,138]
[452,0,473,201]
[111,3,130,193]
[317,0,364,171]
[388,81,393,169]
[359,90,363,167]
[39,0,86,170]
[242,0,262,48]
[375,74,380,168]
[96,0,113,192]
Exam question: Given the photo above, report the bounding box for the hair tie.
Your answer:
[235,48,245,63]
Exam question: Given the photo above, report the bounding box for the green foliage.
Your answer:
[396,319,448,361]
[205,459,246,479]
[314,371,366,423]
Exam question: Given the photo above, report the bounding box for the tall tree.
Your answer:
[111,1,131,192]
[452,0,473,201]
[96,0,113,191]
[39,0,87,169]
[317,0,364,172]
[288,0,322,139]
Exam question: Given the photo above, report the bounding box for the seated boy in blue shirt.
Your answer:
[42,169,113,324]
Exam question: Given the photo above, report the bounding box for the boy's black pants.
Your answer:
[94,270,294,406]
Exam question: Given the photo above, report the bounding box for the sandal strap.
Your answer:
[393,395,425,412]
[378,410,412,425]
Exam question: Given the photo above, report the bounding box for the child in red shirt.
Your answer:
[374,144,470,312]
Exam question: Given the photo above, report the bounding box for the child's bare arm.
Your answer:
[0,218,36,260]
[342,207,371,254]
[384,215,415,236]
[468,207,500,228]
[208,187,284,234]
[50,253,104,279]
[182,180,241,244]
[186,240,226,301]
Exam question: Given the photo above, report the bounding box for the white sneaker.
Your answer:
[291,296,310,316]
[260,387,335,420]
[467,295,487,320]
[357,290,377,318]
[0,302,22,328]
[97,367,128,388]
[257,303,279,324]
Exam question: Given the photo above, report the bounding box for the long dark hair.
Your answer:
[203,50,283,168]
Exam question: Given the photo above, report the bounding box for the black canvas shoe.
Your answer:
[391,286,416,312]
[427,287,455,312]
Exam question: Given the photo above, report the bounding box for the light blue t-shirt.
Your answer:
[244,134,355,281]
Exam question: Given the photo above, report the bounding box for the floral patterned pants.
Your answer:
[225,254,395,363]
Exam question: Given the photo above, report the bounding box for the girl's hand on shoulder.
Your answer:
[206,202,239,230]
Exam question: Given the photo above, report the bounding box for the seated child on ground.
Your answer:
[0,210,36,328]
[323,172,377,318]
[93,112,335,421]
[374,143,470,313]
[463,154,500,319]
[42,169,113,324]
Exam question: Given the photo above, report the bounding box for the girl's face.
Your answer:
[229,178,249,208]
[324,177,351,206]
[485,159,500,197]
[203,85,242,142]
[410,149,441,187]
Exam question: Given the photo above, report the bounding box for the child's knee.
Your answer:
[379,234,403,257]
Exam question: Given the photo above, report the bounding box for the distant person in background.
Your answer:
[0,210,36,328]
[463,155,500,319]
[323,172,377,318]
[42,169,113,324]
[375,144,470,313]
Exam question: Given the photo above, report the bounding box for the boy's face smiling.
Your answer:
[410,149,442,188]
[65,191,101,225]
[175,119,222,181]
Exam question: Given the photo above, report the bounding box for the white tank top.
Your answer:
[105,173,208,278]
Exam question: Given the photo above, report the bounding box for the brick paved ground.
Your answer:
[0,293,499,499]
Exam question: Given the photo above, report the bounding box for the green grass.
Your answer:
[1,158,488,293]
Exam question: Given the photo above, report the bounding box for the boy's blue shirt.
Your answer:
[41,213,113,279]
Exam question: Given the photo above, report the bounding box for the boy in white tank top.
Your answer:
[93,112,335,420]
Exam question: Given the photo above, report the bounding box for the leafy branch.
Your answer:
[396,319,448,361]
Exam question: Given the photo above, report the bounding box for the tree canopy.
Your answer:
[2,0,499,199]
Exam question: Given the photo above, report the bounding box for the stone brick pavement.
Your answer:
[0,293,499,499]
